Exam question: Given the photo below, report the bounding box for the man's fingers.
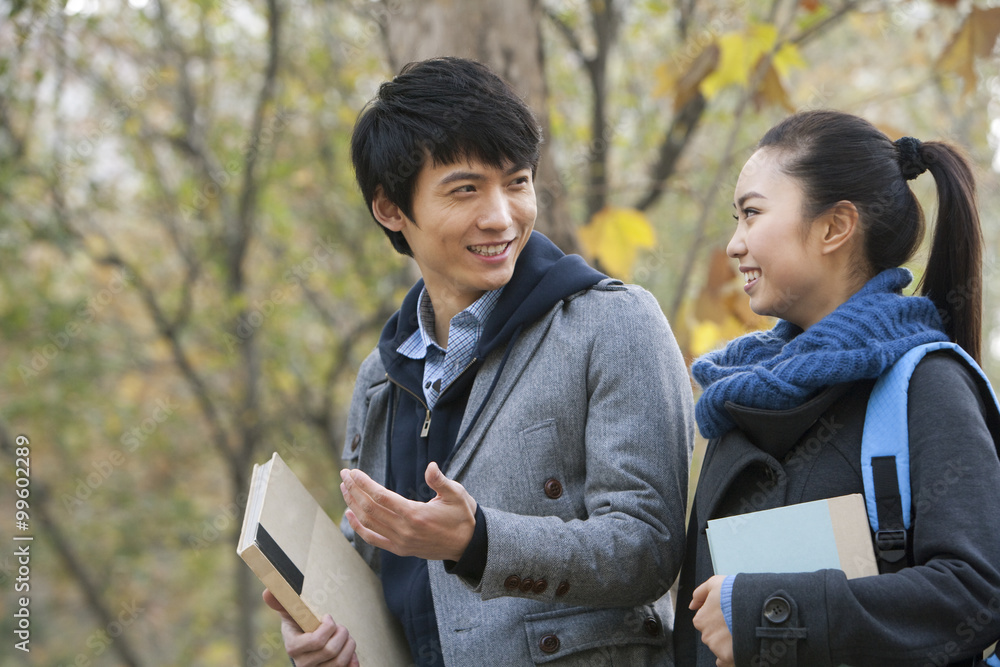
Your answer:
[341,482,398,535]
[262,589,284,613]
[341,469,411,513]
[424,461,456,498]
[289,615,338,654]
[344,508,394,551]
[341,469,413,531]
[263,589,299,626]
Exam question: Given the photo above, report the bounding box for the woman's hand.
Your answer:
[691,575,735,667]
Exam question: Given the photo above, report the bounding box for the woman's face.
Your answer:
[728,148,844,330]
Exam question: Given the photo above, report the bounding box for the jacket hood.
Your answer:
[378,231,606,374]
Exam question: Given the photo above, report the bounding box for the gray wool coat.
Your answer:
[342,281,694,666]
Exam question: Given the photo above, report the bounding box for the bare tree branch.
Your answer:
[582,0,619,221]
[678,0,697,39]
[634,92,707,212]
[793,0,862,47]
[542,0,621,222]
[542,5,587,58]
[232,0,282,294]
[94,247,236,464]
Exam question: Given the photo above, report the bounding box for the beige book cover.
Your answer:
[706,493,879,579]
[238,452,411,665]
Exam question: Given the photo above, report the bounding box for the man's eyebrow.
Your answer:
[735,191,766,208]
[438,170,485,186]
[437,163,531,186]
[505,163,531,175]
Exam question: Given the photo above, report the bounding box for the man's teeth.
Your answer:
[470,243,509,256]
[744,270,761,284]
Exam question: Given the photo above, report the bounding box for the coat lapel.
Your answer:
[442,305,559,480]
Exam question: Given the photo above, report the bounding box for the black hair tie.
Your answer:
[894,136,927,180]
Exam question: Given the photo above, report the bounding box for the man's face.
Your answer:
[379,158,537,314]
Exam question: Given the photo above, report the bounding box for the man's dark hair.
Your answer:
[350,57,542,256]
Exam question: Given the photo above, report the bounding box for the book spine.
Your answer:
[240,544,321,633]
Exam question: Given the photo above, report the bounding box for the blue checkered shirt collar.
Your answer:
[396,286,504,408]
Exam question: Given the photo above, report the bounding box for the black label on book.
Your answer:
[255,524,304,595]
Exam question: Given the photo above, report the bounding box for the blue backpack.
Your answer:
[862,341,1000,665]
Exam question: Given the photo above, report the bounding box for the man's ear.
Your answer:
[371,185,408,232]
[818,200,860,255]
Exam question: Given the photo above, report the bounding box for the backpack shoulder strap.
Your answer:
[862,341,1000,570]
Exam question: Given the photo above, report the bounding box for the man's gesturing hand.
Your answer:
[340,462,477,562]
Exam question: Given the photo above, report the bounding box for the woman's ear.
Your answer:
[372,186,408,232]
[818,200,860,255]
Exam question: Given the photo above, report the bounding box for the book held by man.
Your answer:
[237,451,410,665]
[706,493,879,579]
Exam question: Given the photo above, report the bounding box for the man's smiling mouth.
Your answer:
[468,241,511,257]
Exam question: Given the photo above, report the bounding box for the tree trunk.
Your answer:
[379,0,579,254]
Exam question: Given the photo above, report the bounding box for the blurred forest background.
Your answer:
[1,0,998,664]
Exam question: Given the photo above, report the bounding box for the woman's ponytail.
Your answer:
[916,141,983,363]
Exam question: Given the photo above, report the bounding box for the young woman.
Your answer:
[673,110,1000,667]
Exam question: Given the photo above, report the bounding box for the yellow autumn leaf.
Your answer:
[937,6,1000,96]
[578,207,656,281]
[754,62,794,112]
[655,44,720,111]
[690,315,768,358]
[773,41,806,78]
[700,24,778,99]
[691,320,724,357]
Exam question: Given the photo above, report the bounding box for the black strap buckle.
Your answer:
[875,528,907,563]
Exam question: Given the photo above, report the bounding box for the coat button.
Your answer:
[555,580,570,597]
[519,578,534,593]
[350,434,361,452]
[539,634,560,654]
[763,596,791,623]
[504,575,521,591]
[543,478,563,499]
[532,579,548,594]
[643,616,661,636]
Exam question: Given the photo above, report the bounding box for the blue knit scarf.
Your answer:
[691,268,949,439]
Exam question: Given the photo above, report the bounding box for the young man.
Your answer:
[265,57,694,667]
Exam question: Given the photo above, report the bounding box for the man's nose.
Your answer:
[477,188,513,230]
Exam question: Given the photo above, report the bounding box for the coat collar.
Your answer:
[693,382,854,528]
[723,382,853,461]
